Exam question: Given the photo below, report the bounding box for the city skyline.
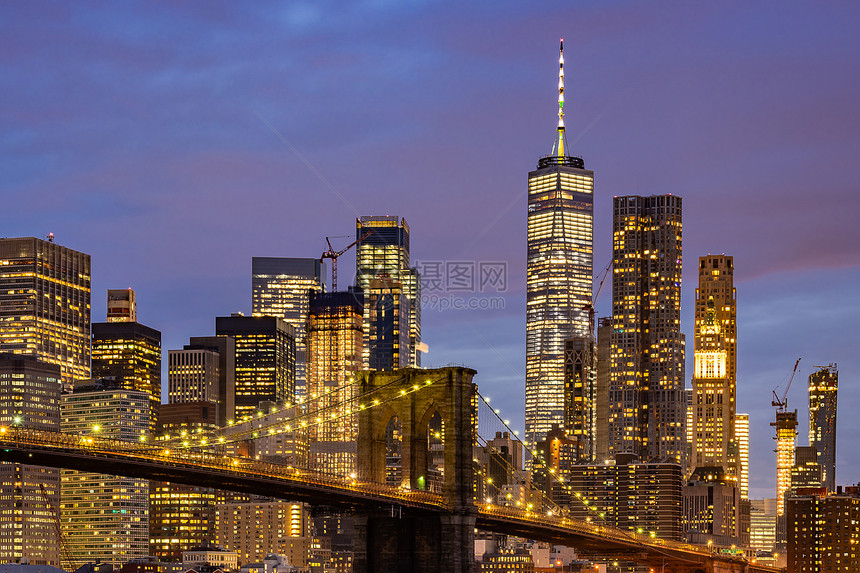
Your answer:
[2,2,859,499]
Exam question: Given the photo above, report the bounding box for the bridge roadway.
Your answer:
[0,428,780,573]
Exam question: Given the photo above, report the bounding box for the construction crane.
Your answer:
[582,260,612,336]
[321,231,374,292]
[772,357,802,412]
[39,482,75,571]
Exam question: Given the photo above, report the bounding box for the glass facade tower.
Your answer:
[808,364,837,492]
[0,236,91,389]
[525,41,594,448]
[252,257,325,397]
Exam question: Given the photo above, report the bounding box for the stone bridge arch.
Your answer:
[356,366,477,510]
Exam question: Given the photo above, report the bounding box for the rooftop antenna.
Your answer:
[551,39,569,158]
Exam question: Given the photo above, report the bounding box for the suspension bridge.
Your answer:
[0,367,777,573]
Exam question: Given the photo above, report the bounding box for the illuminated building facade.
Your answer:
[790,446,822,495]
[808,363,837,492]
[690,255,737,478]
[594,317,611,462]
[0,354,61,566]
[215,501,310,566]
[107,288,136,322]
[772,410,797,516]
[355,216,421,368]
[168,347,220,413]
[682,466,741,546]
[60,380,150,566]
[532,426,581,506]
[525,41,594,448]
[609,194,684,463]
[216,315,295,420]
[749,498,778,560]
[735,413,750,499]
[149,403,220,562]
[91,319,161,433]
[0,236,91,389]
[252,257,325,397]
[565,454,683,540]
[186,335,236,426]
[365,278,409,371]
[564,337,596,459]
[306,288,363,476]
[787,486,860,573]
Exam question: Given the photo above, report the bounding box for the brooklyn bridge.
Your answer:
[0,367,776,573]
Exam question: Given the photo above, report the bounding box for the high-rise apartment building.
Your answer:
[689,256,737,477]
[789,446,822,494]
[564,338,596,459]
[0,236,91,388]
[808,364,837,492]
[91,304,161,432]
[60,379,150,567]
[609,195,684,463]
[735,413,750,499]
[525,41,594,447]
[215,501,311,566]
[772,410,797,516]
[565,453,683,540]
[107,288,136,322]
[306,289,363,476]
[252,257,325,397]
[355,216,421,369]
[216,314,296,420]
[787,486,860,573]
[0,354,62,566]
[594,318,611,462]
[682,467,741,546]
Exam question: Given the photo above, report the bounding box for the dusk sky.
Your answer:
[2,1,859,499]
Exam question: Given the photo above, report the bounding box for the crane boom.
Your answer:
[772,357,801,411]
[40,482,75,571]
[582,260,612,335]
[320,230,374,291]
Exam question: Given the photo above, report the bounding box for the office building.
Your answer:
[789,446,822,494]
[216,314,296,420]
[168,335,236,427]
[0,236,91,389]
[107,288,136,322]
[772,410,797,516]
[0,354,62,566]
[808,363,837,492]
[149,403,221,562]
[306,289,363,476]
[365,277,409,371]
[594,317,611,461]
[682,467,741,546]
[564,337,596,460]
[565,454,683,540]
[252,257,325,397]
[355,216,421,368]
[787,485,860,573]
[735,413,749,499]
[60,380,150,566]
[525,41,594,447]
[749,499,778,564]
[91,308,161,432]
[689,256,737,478]
[609,194,684,463]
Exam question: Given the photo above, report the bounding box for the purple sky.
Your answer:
[2,1,859,499]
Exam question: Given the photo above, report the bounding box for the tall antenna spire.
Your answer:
[553,38,569,159]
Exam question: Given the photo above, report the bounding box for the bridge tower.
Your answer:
[354,366,477,573]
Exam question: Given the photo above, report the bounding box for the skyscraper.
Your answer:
[355,216,421,368]
[306,288,364,476]
[252,257,325,397]
[525,40,594,447]
[689,255,737,476]
[772,410,797,516]
[60,379,150,566]
[0,354,62,566]
[609,194,684,463]
[91,293,161,432]
[215,314,296,419]
[808,363,837,492]
[735,413,750,500]
[0,236,91,388]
